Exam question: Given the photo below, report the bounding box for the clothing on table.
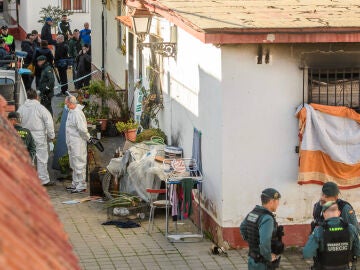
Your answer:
[17,99,55,185]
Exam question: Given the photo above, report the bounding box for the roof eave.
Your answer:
[204,28,360,44]
[138,0,360,44]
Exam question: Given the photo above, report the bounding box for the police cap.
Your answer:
[322,182,340,197]
[261,188,281,200]
[1,25,8,30]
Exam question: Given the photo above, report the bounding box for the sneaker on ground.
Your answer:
[43,181,56,186]
[70,189,86,194]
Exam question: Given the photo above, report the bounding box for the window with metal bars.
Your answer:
[308,68,360,112]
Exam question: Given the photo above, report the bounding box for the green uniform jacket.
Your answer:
[38,62,55,94]
[14,124,36,160]
[68,37,82,58]
[303,217,360,259]
[240,205,275,269]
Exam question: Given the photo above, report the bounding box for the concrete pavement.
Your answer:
[44,36,312,270]
[47,180,311,270]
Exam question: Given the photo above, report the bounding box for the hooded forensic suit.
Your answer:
[66,104,90,191]
[18,99,55,185]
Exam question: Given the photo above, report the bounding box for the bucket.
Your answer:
[164,146,183,159]
[89,137,104,152]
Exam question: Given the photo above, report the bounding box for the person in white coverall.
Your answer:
[65,95,90,192]
[17,89,56,186]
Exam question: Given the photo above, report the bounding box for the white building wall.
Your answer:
[90,0,101,70]
[158,26,225,223]
[220,44,360,228]
[16,0,90,35]
[91,0,126,87]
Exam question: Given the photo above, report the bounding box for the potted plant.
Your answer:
[97,106,110,131]
[115,119,139,142]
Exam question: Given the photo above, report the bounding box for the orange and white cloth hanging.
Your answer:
[296,103,360,189]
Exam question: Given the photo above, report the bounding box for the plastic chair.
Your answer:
[146,188,170,234]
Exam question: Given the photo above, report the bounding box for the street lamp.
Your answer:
[130,7,152,42]
[129,4,177,58]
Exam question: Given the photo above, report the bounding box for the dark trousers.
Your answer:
[21,74,33,91]
[77,72,91,89]
[57,66,68,94]
[40,91,53,116]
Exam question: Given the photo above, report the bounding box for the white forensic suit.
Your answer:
[66,104,90,191]
[18,99,55,185]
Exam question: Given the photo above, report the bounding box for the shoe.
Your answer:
[65,186,76,190]
[43,181,56,186]
[71,189,87,194]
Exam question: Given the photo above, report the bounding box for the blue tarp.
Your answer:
[52,106,68,170]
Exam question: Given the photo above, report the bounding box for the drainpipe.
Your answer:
[101,2,105,81]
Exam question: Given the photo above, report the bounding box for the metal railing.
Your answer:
[308,68,360,112]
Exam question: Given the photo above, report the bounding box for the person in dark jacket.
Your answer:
[41,17,56,45]
[37,55,55,115]
[68,29,82,89]
[0,25,15,53]
[0,38,12,68]
[240,188,283,270]
[33,40,54,88]
[311,182,359,233]
[8,111,36,162]
[58,14,72,42]
[54,34,69,96]
[304,201,360,270]
[21,33,37,89]
[31,29,41,48]
[75,44,91,89]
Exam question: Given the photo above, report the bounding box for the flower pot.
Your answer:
[97,119,108,131]
[124,128,137,142]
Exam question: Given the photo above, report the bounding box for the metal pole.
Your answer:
[101,4,105,81]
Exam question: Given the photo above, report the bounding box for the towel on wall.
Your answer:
[296,103,360,189]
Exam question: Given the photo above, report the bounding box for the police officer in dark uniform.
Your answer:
[37,55,55,115]
[240,188,284,270]
[304,201,360,270]
[312,182,359,233]
[8,112,36,162]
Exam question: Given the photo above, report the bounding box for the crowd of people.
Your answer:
[1,15,93,192]
[240,182,360,270]
[0,15,92,114]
